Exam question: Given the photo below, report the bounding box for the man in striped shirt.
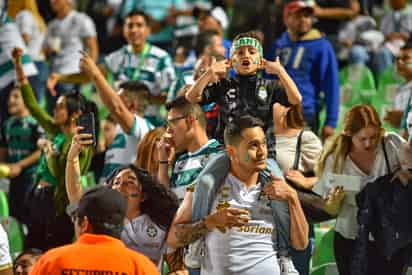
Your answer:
[157,96,221,200]
[78,54,153,184]
[49,10,175,126]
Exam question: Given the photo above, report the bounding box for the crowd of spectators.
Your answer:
[0,0,411,274]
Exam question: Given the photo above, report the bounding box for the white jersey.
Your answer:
[0,224,12,271]
[0,21,37,89]
[121,214,167,271]
[45,10,97,74]
[201,174,280,275]
[15,10,45,61]
[100,115,153,183]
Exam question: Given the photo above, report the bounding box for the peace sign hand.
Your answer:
[208,57,230,82]
[263,56,284,75]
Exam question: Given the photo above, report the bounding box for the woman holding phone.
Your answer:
[65,134,184,273]
[12,47,97,250]
[314,104,407,275]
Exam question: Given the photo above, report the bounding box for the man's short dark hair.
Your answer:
[224,115,265,146]
[125,9,151,25]
[119,80,150,95]
[119,80,150,112]
[166,96,207,129]
[402,40,412,51]
[195,30,220,57]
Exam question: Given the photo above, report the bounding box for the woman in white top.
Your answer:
[272,102,322,275]
[8,0,48,101]
[65,136,184,273]
[314,104,406,275]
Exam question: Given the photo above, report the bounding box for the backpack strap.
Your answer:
[292,130,305,170]
[381,138,391,174]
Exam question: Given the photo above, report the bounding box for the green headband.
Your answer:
[230,37,263,57]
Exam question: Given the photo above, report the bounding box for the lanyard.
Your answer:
[125,43,151,81]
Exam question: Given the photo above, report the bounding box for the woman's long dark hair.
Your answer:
[107,164,179,232]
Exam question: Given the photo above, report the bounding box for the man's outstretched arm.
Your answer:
[79,53,135,133]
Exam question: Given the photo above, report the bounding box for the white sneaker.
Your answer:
[278,256,300,275]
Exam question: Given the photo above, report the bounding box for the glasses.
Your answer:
[396,55,412,63]
[166,115,187,128]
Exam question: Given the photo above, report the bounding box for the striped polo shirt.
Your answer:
[171,139,221,200]
[104,43,175,96]
[100,114,153,183]
[0,19,37,89]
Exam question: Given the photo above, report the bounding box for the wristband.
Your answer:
[159,160,169,165]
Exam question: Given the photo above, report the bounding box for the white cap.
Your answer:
[211,6,229,30]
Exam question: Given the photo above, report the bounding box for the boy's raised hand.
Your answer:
[263,56,284,76]
[208,57,230,82]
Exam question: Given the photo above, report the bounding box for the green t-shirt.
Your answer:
[21,83,93,213]
[0,115,43,176]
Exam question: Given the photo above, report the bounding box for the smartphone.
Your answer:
[77,112,96,147]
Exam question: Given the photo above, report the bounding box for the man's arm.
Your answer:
[0,268,13,275]
[167,191,250,249]
[319,42,340,139]
[157,133,176,187]
[287,190,309,250]
[47,64,108,95]
[167,191,195,249]
[185,59,229,103]
[84,37,99,63]
[79,53,135,133]
[264,177,309,250]
[7,150,41,178]
[314,0,360,20]
[264,58,302,105]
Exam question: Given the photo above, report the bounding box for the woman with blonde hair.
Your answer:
[135,127,166,175]
[8,0,48,101]
[314,104,407,275]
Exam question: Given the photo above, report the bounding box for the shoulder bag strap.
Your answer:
[292,130,305,170]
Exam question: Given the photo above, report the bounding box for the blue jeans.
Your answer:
[188,268,200,275]
[30,61,49,102]
[349,45,370,65]
[374,46,394,76]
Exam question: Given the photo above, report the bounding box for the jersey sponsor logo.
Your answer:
[238,224,273,234]
[257,85,268,102]
[146,224,158,238]
[226,89,237,100]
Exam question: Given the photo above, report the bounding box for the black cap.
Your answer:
[67,186,127,227]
